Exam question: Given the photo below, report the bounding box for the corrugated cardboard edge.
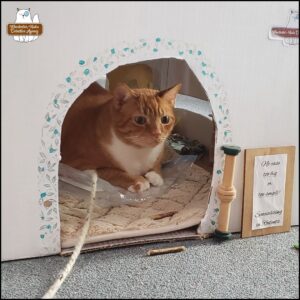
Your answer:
[60,226,211,256]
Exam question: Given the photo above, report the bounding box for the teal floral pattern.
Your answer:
[38,38,233,255]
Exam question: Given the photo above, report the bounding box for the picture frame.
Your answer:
[242,146,295,238]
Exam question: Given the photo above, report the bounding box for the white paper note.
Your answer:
[252,154,287,230]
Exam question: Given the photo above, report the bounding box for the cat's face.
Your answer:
[16,9,32,22]
[111,83,181,148]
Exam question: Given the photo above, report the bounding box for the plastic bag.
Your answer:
[59,154,197,207]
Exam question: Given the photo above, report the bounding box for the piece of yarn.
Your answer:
[42,172,98,299]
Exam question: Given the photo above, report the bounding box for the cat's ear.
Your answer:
[158,83,182,106]
[113,83,132,110]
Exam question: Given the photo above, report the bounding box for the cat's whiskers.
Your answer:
[130,136,168,143]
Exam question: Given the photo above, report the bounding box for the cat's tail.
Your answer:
[31,14,39,41]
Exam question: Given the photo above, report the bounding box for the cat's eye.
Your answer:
[161,115,170,124]
[134,116,147,125]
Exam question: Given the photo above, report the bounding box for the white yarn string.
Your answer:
[42,172,98,299]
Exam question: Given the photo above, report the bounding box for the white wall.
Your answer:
[2,1,298,260]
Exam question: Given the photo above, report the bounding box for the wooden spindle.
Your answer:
[215,145,241,240]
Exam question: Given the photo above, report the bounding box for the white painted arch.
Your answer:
[37,38,233,256]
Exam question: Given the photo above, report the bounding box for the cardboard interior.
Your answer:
[59,58,215,252]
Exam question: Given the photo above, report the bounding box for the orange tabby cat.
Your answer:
[61,82,181,192]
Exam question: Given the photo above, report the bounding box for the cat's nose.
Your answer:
[152,129,161,137]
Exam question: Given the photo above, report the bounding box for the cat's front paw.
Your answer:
[128,179,150,193]
[145,171,164,186]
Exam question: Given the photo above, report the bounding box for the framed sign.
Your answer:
[242,146,295,238]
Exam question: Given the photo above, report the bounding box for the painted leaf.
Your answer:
[38,167,45,173]
[43,200,52,208]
